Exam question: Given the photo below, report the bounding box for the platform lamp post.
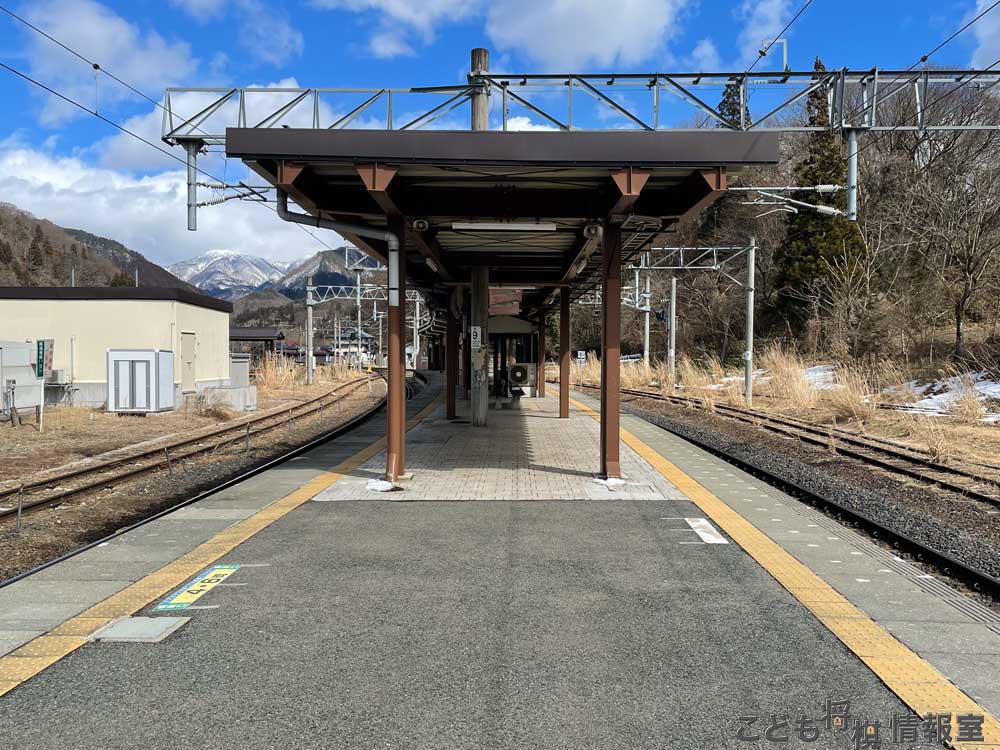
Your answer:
[306,275,315,385]
[356,272,363,370]
[643,253,651,365]
[667,276,677,388]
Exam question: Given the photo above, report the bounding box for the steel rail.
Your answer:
[565,381,1000,508]
[0,376,383,521]
[562,381,1000,596]
[0,371,429,591]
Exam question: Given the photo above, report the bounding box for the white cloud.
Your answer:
[311,0,476,43]
[168,0,229,20]
[736,0,791,69]
[689,38,722,72]
[369,30,415,59]
[313,0,688,69]
[22,0,197,126]
[505,116,557,131]
[0,146,339,265]
[170,0,303,66]
[968,0,1000,68]
[236,0,304,66]
[485,0,688,70]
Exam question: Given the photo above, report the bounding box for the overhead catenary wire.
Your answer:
[0,4,211,139]
[745,0,815,74]
[848,56,1000,164]
[840,0,1000,125]
[0,62,342,255]
[0,4,345,253]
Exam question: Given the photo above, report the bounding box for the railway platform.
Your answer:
[1,379,999,749]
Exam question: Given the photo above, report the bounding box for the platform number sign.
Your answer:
[35,339,53,378]
[471,325,482,351]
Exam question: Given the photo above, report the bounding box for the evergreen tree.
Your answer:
[109,272,135,287]
[27,224,46,274]
[774,57,864,321]
[717,79,750,129]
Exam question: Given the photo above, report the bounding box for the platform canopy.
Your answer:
[226,128,778,316]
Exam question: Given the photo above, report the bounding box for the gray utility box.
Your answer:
[0,341,44,414]
[107,349,175,413]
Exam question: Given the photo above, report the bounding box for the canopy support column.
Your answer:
[385,219,407,481]
[536,314,546,398]
[471,267,489,426]
[446,304,458,419]
[600,226,622,479]
[559,288,570,419]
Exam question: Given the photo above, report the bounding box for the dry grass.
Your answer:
[948,374,986,424]
[255,353,303,395]
[620,360,656,389]
[315,361,357,384]
[823,366,878,423]
[903,413,956,463]
[569,352,602,385]
[194,396,237,422]
[675,356,720,410]
[759,345,816,408]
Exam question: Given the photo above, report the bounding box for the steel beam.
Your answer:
[600,225,622,479]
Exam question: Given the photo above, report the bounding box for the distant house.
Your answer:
[0,286,233,407]
[229,327,285,357]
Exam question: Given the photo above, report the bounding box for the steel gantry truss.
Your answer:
[578,243,759,404]
[161,69,1000,144]
[162,66,1000,231]
[304,281,435,383]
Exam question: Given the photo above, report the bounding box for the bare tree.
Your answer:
[912,162,1000,358]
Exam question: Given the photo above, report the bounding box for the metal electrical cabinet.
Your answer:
[0,341,44,415]
[106,349,175,413]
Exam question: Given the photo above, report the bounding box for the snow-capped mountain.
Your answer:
[271,248,354,299]
[169,250,291,300]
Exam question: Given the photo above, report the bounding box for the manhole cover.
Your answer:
[89,616,189,643]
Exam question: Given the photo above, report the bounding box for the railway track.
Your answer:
[559,379,1000,596]
[566,380,1000,509]
[0,373,386,522]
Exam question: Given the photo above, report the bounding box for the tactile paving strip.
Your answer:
[570,397,1000,749]
[0,394,443,697]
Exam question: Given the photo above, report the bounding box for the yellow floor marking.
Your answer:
[569,396,1000,747]
[0,393,442,698]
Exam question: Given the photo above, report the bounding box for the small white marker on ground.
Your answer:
[684,518,729,544]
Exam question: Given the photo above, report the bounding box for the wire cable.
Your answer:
[0,60,341,255]
[850,56,1000,163]
[841,0,1000,124]
[0,3,208,137]
[745,0,815,74]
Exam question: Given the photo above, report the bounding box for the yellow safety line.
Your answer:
[0,394,443,698]
[569,396,1000,748]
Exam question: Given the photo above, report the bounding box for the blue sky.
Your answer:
[0,0,997,267]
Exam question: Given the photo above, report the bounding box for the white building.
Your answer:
[0,287,233,407]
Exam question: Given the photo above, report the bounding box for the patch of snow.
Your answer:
[885,371,1000,422]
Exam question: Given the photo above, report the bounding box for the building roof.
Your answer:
[229,327,285,342]
[0,286,232,313]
